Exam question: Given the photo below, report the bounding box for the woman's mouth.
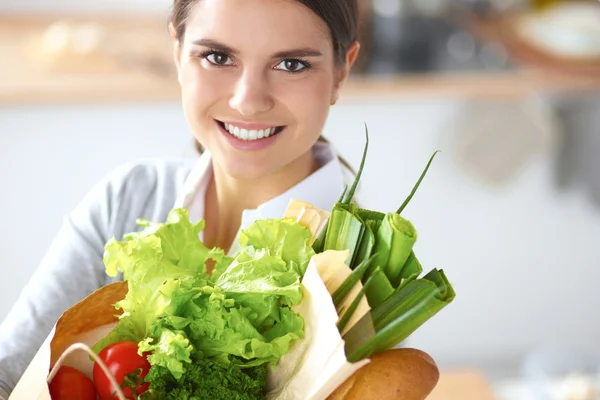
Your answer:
[215,120,286,141]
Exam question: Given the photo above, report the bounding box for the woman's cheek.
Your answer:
[284,75,332,132]
[180,63,227,132]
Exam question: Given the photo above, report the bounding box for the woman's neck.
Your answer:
[203,148,318,252]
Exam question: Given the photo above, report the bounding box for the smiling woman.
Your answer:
[0,0,371,398]
[166,0,361,250]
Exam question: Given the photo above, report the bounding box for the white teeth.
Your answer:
[223,122,280,141]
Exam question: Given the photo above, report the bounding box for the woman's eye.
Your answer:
[205,52,232,66]
[275,59,308,73]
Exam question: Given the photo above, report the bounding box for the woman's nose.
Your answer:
[229,70,274,117]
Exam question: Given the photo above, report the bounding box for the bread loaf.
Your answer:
[328,348,439,400]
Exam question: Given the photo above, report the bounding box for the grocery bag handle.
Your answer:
[47,342,126,400]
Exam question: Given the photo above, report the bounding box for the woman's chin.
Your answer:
[216,159,280,182]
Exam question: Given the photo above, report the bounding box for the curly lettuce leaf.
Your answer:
[94,209,232,353]
[216,249,302,327]
[238,218,315,277]
[139,329,194,379]
[94,210,307,380]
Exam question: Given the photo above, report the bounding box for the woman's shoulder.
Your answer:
[76,157,197,239]
[107,157,196,194]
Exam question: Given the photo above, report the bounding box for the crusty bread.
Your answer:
[327,348,439,400]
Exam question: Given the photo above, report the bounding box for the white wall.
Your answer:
[0,0,170,13]
[2,96,600,378]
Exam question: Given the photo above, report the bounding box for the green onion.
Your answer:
[368,213,417,284]
[310,135,455,364]
[350,209,385,268]
[312,185,347,253]
[355,208,386,223]
[345,268,455,362]
[332,253,377,308]
[371,268,453,331]
[323,204,365,264]
[337,266,380,334]
[363,266,394,309]
[351,218,374,268]
[393,250,422,289]
[396,151,440,215]
[312,126,369,254]
[342,124,369,205]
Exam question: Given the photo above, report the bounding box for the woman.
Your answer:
[0,0,436,398]
[0,1,358,396]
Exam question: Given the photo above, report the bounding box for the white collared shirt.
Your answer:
[174,141,348,255]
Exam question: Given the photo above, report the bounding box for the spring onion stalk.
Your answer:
[350,209,385,269]
[323,204,365,264]
[332,254,377,308]
[367,213,417,284]
[396,151,440,215]
[345,268,455,362]
[312,127,369,254]
[372,268,454,332]
[312,185,347,253]
[363,266,394,309]
[393,250,422,289]
[336,267,380,334]
[351,219,374,267]
[308,130,454,363]
[342,124,369,204]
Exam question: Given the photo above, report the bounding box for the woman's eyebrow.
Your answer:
[272,48,323,59]
[191,38,322,59]
[191,38,239,55]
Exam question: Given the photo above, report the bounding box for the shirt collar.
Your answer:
[175,141,346,229]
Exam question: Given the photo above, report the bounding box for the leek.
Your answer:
[342,124,369,205]
[350,209,385,268]
[345,268,455,362]
[396,151,440,214]
[368,213,417,284]
[363,266,394,309]
[323,204,364,264]
[394,250,422,289]
[307,129,455,364]
[312,127,369,254]
[351,218,374,267]
[337,266,380,334]
[332,254,377,308]
[371,268,453,331]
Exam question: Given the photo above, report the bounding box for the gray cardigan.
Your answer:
[0,159,194,398]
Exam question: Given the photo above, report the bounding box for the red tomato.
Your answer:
[93,341,151,400]
[48,365,97,400]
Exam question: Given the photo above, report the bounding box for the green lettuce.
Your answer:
[93,208,310,381]
[238,218,315,276]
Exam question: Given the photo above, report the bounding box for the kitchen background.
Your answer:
[1,0,599,399]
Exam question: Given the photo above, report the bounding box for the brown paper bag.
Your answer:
[9,282,128,399]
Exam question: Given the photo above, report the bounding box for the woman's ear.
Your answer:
[169,22,183,84]
[331,41,361,105]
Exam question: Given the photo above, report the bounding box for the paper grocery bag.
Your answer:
[9,282,128,400]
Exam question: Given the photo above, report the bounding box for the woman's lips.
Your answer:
[215,119,286,151]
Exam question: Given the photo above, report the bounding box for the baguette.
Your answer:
[328,348,439,400]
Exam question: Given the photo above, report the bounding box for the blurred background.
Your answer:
[1,0,599,399]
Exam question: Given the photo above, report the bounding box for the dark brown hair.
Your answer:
[172,0,358,173]
[171,0,358,65]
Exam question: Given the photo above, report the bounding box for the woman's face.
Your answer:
[172,0,358,180]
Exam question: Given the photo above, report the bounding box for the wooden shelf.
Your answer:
[0,13,598,106]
